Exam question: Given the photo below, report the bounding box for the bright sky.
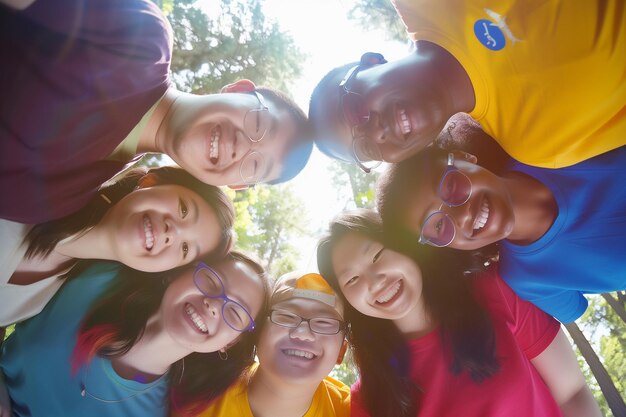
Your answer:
[260,0,410,271]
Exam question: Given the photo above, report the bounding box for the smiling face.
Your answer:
[160,256,265,354]
[403,153,515,250]
[99,184,222,272]
[257,297,345,385]
[330,231,423,321]
[163,91,300,187]
[313,54,453,164]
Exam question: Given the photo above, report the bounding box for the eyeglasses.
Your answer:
[269,309,345,335]
[239,91,271,186]
[418,153,472,247]
[193,262,256,332]
[339,52,387,173]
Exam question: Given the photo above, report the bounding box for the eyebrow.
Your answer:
[220,268,251,310]
[191,198,201,259]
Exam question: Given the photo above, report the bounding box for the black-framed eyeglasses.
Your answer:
[339,52,387,173]
[240,91,271,186]
[419,153,473,247]
[269,309,345,335]
[193,262,256,332]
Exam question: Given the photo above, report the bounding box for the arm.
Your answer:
[531,329,601,417]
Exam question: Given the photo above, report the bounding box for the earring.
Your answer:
[100,193,112,204]
[178,357,185,384]
[218,350,228,361]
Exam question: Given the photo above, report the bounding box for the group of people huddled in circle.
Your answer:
[0,0,624,416]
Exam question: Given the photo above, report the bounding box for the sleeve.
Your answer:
[488,270,560,360]
[350,380,371,417]
[18,0,172,63]
[527,291,589,325]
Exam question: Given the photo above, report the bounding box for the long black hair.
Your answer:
[24,165,235,264]
[317,209,499,417]
[70,250,270,416]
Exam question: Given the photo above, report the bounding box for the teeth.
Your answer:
[209,126,221,164]
[473,199,490,231]
[185,304,208,333]
[399,108,411,135]
[284,349,315,360]
[376,281,401,304]
[143,215,154,250]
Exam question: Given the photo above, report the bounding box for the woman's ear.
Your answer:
[220,79,256,94]
[451,150,478,165]
[136,173,160,189]
[336,339,348,365]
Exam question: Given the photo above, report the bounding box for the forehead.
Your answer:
[260,95,301,182]
[272,298,343,321]
[312,73,354,162]
[214,259,264,311]
[331,231,375,276]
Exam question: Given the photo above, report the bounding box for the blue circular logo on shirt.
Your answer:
[474,19,505,51]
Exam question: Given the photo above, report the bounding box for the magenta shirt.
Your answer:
[351,267,561,417]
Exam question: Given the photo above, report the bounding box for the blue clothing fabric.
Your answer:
[0,0,172,223]
[499,146,626,323]
[0,262,169,417]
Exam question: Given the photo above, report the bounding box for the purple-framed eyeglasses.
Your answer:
[193,262,256,332]
[419,153,473,247]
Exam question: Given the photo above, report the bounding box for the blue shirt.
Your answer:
[0,262,169,417]
[499,146,626,323]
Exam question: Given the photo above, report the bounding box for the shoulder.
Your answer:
[318,376,351,415]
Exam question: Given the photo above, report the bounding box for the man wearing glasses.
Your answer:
[308,1,625,172]
[189,271,350,417]
[0,0,312,224]
[376,144,626,324]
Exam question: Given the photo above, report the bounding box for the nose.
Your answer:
[356,112,387,144]
[203,297,222,320]
[232,130,255,163]
[162,217,177,247]
[289,320,315,341]
[443,204,473,238]
[365,267,388,293]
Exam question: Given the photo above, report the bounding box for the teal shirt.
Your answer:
[0,262,169,417]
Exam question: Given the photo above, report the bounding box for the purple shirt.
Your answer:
[0,0,172,222]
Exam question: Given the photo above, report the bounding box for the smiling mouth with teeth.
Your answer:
[143,215,154,251]
[398,108,412,137]
[473,198,490,233]
[283,349,316,360]
[184,303,208,334]
[375,281,402,304]
[209,125,221,165]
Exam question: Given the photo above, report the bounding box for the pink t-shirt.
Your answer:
[351,268,561,417]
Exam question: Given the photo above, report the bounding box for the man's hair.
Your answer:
[308,62,358,161]
[255,87,313,184]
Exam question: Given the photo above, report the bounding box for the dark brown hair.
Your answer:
[24,166,235,266]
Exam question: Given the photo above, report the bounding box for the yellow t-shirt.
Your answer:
[393,0,626,168]
[187,366,350,417]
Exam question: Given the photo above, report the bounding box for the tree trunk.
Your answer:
[564,322,626,417]
[601,293,626,325]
